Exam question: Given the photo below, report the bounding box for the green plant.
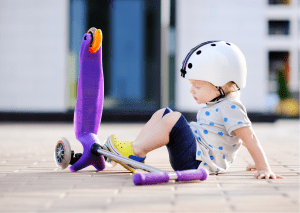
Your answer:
[277,68,291,100]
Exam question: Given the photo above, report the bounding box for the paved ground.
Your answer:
[0,119,299,213]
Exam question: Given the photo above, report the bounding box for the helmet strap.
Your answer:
[209,86,226,102]
[180,40,220,78]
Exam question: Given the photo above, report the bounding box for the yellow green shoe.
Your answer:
[103,135,146,173]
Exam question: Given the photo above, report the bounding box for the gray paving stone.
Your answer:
[0,120,299,212]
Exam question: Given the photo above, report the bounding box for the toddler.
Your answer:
[104,41,281,179]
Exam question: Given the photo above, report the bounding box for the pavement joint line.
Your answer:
[59,192,67,199]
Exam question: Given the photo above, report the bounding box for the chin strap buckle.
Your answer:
[210,87,226,102]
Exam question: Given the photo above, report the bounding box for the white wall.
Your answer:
[175,0,266,112]
[0,0,69,112]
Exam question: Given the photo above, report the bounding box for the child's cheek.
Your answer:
[195,90,202,99]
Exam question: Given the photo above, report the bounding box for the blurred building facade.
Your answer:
[175,0,299,116]
[0,0,298,121]
[0,0,69,112]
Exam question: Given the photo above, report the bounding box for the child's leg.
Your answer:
[132,112,182,158]
[134,108,166,142]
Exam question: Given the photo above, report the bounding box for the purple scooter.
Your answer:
[54,28,208,185]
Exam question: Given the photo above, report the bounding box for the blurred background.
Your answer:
[0,0,299,122]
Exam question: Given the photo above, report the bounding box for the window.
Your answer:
[268,51,289,93]
[268,20,290,35]
[268,0,290,5]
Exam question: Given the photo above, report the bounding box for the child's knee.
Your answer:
[152,108,166,119]
[153,107,172,119]
[161,112,181,127]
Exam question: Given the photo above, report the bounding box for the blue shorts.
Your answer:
[163,107,201,171]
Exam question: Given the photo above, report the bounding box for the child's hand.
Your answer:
[246,164,284,179]
[254,169,277,179]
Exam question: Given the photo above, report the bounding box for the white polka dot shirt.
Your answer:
[190,97,252,174]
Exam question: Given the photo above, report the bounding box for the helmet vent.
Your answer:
[211,44,216,46]
[188,63,193,69]
[226,43,231,46]
[196,50,202,55]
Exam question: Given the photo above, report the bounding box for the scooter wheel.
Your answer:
[54,138,72,170]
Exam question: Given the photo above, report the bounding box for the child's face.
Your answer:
[189,80,219,104]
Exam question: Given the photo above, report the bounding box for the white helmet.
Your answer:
[180,41,247,89]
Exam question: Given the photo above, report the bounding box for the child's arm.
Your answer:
[234,126,283,179]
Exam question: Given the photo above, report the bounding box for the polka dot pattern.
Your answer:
[193,101,248,173]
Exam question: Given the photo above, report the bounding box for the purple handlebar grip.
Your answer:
[133,173,169,185]
[176,169,208,181]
